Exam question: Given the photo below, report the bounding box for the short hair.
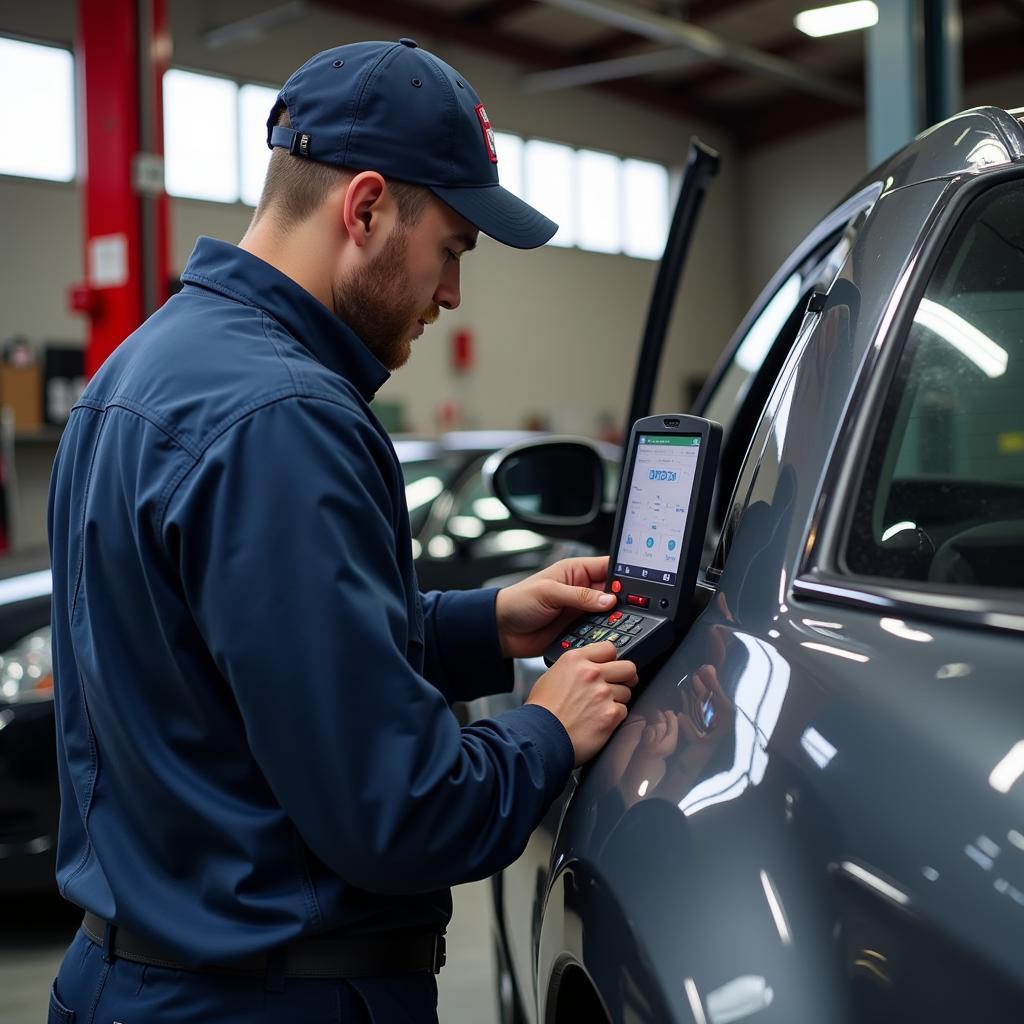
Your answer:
[254,107,431,228]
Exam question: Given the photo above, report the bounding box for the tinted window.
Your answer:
[700,218,860,536]
[844,182,1024,591]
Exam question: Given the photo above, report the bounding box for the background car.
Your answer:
[477,106,1024,1024]
[0,429,618,893]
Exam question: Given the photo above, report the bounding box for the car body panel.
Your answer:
[485,109,1024,1023]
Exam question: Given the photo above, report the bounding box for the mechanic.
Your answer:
[47,39,638,1023]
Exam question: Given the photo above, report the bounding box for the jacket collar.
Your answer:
[180,236,391,402]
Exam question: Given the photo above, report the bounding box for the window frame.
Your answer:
[695,184,880,569]
[794,165,1024,636]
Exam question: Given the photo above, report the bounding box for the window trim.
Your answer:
[795,164,1024,636]
[692,183,882,419]
[699,184,880,577]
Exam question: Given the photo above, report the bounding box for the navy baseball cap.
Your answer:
[266,39,557,249]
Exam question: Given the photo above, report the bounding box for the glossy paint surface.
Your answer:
[480,107,1024,1024]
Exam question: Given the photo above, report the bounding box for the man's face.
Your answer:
[332,193,478,371]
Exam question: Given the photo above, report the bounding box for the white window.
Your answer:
[163,69,239,203]
[525,139,575,248]
[0,37,74,182]
[239,83,279,207]
[622,159,670,260]
[494,131,524,201]
[576,148,621,255]
[158,74,672,262]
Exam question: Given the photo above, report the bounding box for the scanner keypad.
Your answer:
[558,611,650,654]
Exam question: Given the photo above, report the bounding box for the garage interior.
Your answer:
[1,1,1023,1021]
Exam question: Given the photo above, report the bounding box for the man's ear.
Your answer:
[342,171,387,248]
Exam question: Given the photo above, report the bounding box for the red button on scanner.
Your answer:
[561,640,572,649]
[626,594,649,607]
[608,611,623,623]
[611,580,622,594]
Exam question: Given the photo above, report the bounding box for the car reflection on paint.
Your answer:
[0,429,619,892]
[477,107,1024,1024]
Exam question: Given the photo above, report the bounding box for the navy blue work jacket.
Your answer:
[48,237,574,963]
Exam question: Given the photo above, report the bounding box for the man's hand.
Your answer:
[495,556,617,659]
[527,642,639,767]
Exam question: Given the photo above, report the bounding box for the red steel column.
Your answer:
[72,0,169,377]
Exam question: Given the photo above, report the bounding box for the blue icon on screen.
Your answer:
[667,539,677,551]
[646,537,654,549]
[626,533,633,545]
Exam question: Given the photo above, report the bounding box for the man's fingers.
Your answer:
[603,659,639,684]
[580,640,618,663]
[609,683,634,705]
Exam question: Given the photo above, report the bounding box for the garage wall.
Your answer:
[739,71,1024,307]
[0,1,746,550]
[0,0,742,445]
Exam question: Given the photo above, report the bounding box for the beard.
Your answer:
[331,225,437,372]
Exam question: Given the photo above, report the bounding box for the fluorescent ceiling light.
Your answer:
[795,2,878,38]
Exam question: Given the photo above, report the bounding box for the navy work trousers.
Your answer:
[49,929,440,1023]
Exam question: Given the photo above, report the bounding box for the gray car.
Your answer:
[478,106,1024,1023]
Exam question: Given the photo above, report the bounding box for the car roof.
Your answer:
[844,106,1024,202]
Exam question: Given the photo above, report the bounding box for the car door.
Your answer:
[537,170,1024,1023]
[483,186,880,1023]
[783,171,1024,1019]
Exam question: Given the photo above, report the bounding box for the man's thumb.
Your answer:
[561,584,616,611]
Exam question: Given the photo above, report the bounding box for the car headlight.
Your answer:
[0,627,53,704]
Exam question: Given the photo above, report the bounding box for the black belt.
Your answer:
[82,912,446,978]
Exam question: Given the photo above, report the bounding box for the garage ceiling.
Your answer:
[221,0,1024,148]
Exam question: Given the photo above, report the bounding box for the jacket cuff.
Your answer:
[431,588,514,701]
[498,704,575,798]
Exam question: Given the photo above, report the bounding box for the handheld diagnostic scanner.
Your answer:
[544,413,722,670]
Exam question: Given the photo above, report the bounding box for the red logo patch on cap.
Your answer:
[475,104,498,165]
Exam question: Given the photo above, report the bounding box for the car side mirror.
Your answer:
[483,439,616,545]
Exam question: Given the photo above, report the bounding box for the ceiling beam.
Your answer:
[671,0,1008,101]
[203,0,310,48]
[458,0,534,27]
[668,33,807,97]
[523,46,701,91]
[573,0,771,64]
[314,0,732,125]
[736,22,1024,152]
[531,0,860,103]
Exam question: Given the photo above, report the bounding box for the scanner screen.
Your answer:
[613,434,701,587]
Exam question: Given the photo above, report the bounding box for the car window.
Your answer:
[699,213,864,537]
[843,181,1024,592]
[402,458,455,536]
[445,460,549,556]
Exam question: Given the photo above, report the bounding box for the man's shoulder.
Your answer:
[84,291,364,454]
